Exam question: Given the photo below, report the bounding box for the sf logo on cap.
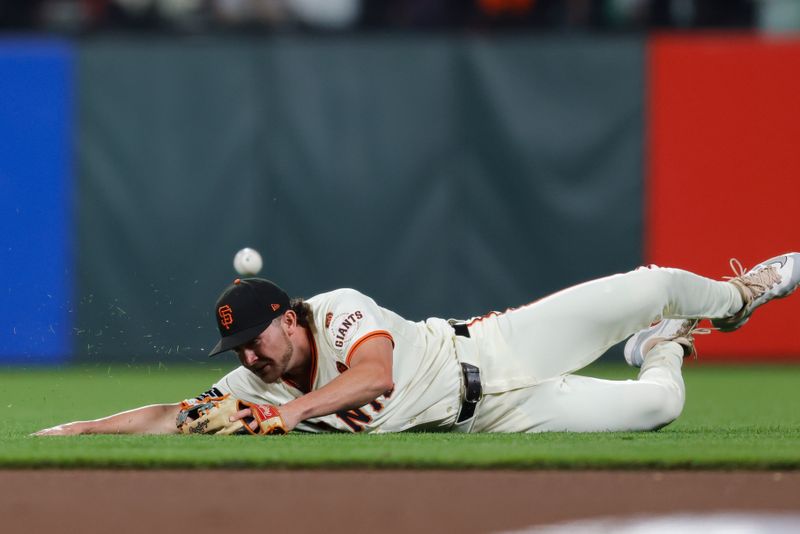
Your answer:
[218,305,234,330]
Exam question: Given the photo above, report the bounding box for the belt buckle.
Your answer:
[457,363,481,424]
[461,363,481,403]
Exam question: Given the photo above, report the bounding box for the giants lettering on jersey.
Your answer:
[330,310,364,348]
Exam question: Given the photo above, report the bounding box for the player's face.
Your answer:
[235,321,293,384]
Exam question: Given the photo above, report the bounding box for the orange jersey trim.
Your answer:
[307,328,318,392]
[345,330,394,367]
[282,377,300,391]
[466,311,503,328]
[465,292,557,328]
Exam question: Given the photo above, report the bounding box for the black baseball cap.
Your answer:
[208,278,291,357]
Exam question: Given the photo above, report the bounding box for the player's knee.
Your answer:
[644,385,684,430]
[625,267,672,314]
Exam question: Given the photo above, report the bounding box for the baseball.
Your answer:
[233,247,263,276]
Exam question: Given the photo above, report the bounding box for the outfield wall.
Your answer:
[647,34,800,361]
[0,34,798,364]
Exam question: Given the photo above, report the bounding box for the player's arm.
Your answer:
[233,335,393,433]
[279,336,394,429]
[33,403,182,436]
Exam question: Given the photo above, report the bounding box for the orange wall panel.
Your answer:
[647,34,800,360]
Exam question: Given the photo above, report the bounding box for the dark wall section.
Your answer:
[0,39,74,364]
[76,36,644,362]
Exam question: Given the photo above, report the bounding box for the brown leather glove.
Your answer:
[177,394,248,435]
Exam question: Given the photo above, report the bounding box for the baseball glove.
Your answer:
[176,393,246,435]
[176,393,287,436]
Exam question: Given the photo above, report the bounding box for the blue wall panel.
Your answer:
[0,38,74,364]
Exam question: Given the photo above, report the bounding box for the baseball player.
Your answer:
[35,253,800,436]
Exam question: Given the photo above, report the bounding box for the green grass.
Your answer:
[1,363,799,469]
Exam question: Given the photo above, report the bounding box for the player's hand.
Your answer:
[32,422,85,436]
[228,406,257,433]
[231,402,289,435]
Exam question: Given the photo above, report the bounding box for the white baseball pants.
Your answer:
[465,266,742,433]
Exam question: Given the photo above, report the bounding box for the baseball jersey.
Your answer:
[199,288,464,433]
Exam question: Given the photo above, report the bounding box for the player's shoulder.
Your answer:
[306,288,385,342]
[307,288,373,309]
[309,287,368,300]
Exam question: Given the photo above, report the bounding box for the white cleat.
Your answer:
[624,319,706,368]
[712,253,800,332]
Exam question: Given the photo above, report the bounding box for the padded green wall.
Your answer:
[75,35,644,362]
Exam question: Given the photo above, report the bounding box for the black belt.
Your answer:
[451,322,481,423]
[457,362,481,423]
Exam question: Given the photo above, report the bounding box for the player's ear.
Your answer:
[282,309,298,333]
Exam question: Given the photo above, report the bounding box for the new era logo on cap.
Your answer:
[207,278,291,357]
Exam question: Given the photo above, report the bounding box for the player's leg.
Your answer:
[471,340,687,433]
[467,265,742,381]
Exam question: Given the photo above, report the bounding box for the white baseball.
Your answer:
[233,247,263,276]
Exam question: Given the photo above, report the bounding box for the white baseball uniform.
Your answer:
[197,266,743,433]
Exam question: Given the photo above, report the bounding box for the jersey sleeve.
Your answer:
[179,367,289,406]
[178,371,237,407]
[178,385,228,407]
[322,289,394,366]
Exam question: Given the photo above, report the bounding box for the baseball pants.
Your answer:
[465,266,743,433]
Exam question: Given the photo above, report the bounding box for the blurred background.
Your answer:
[2,0,800,33]
[1,0,799,366]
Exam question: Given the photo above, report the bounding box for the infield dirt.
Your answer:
[2,470,799,533]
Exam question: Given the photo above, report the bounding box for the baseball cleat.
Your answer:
[624,319,708,368]
[712,253,800,332]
